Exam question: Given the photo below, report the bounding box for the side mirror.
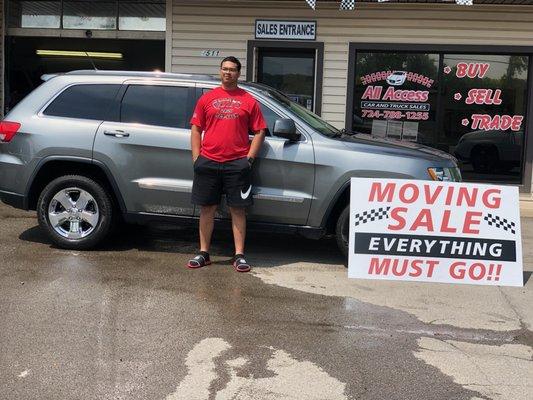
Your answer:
[273,119,301,141]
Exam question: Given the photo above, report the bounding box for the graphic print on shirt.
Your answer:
[212,98,243,120]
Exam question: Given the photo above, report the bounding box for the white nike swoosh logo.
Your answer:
[240,185,252,199]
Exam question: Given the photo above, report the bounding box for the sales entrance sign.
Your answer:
[255,20,316,40]
[348,178,523,287]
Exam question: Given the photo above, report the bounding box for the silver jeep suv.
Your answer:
[0,70,460,255]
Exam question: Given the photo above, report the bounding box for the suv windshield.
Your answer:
[245,83,340,138]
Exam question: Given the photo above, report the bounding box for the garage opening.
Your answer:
[5,37,165,113]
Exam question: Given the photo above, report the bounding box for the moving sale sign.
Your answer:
[348,178,523,287]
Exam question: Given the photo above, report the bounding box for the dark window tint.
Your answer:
[44,84,120,120]
[258,48,316,112]
[442,54,528,183]
[352,52,439,145]
[259,103,280,136]
[121,85,190,128]
[352,51,529,184]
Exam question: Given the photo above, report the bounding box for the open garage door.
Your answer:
[5,37,164,112]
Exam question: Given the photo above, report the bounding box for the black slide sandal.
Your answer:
[232,254,251,272]
[187,252,211,269]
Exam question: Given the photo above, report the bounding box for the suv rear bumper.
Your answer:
[0,190,26,210]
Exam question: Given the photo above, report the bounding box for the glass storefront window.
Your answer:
[353,52,439,145]
[9,1,61,28]
[119,1,165,31]
[442,54,528,183]
[258,49,316,111]
[352,50,530,184]
[9,0,165,31]
[63,1,117,30]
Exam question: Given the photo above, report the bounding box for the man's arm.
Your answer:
[191,125,202,162]
[247,129,266,160]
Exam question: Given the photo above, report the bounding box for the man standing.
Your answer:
[188,56,266,272]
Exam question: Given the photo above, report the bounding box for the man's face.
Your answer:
[220,61,240,85]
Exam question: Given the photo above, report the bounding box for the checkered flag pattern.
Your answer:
[483,213,516,235]
[456,0,473,5]
[305,0,316,9]
[353,207,390,227]
[340,0,356,11]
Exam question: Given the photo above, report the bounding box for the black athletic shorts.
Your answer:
[191,155,253,207]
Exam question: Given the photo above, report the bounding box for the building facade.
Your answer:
[169,0,533,192]
[3,0,533,191]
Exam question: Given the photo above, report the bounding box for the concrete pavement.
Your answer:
[0,202,531,400]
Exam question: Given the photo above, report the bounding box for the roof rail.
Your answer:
[41,73,61,82]
[65,70,217,80]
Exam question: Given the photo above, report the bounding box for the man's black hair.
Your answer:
[220,56,241,72]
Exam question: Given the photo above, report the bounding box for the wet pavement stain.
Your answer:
[1,208,530,399]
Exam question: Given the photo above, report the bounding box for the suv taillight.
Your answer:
[0,121,21,142]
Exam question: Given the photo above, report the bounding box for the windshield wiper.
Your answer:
[332,128,356,138]
[342,128,358,136]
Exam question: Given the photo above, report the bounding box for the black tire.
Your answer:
[37,175,114,250]
[335,204,350,261]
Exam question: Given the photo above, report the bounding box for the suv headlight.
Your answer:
[428,167,462,182]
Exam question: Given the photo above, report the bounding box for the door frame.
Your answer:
[246,40,324,116]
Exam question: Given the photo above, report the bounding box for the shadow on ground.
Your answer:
[19,222,344,268]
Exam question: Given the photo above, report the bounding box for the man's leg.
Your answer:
[229,206,246,255]
[223,157,252,272]
[189,155,222,268]
[199,204,218,252]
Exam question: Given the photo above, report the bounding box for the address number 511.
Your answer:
[201,50,220,57]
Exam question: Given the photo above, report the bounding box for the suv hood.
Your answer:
[340,133,457,164]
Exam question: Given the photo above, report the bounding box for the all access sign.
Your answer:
[348,178,523,287]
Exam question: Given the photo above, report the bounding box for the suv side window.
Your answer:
[259,103,282,137]
[121,85,190,129]
[43,84,120,120]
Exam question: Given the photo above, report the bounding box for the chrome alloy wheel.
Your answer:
[47,187,99,239]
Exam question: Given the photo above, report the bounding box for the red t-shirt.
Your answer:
[190,87,267,162]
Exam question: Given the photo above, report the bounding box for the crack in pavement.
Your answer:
[497,287,533,349]
[342,324,519,343]
[415,337,532,400]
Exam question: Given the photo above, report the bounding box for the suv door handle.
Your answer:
[104,130,130,138]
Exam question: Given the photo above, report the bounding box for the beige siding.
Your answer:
[171,0,533,128]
